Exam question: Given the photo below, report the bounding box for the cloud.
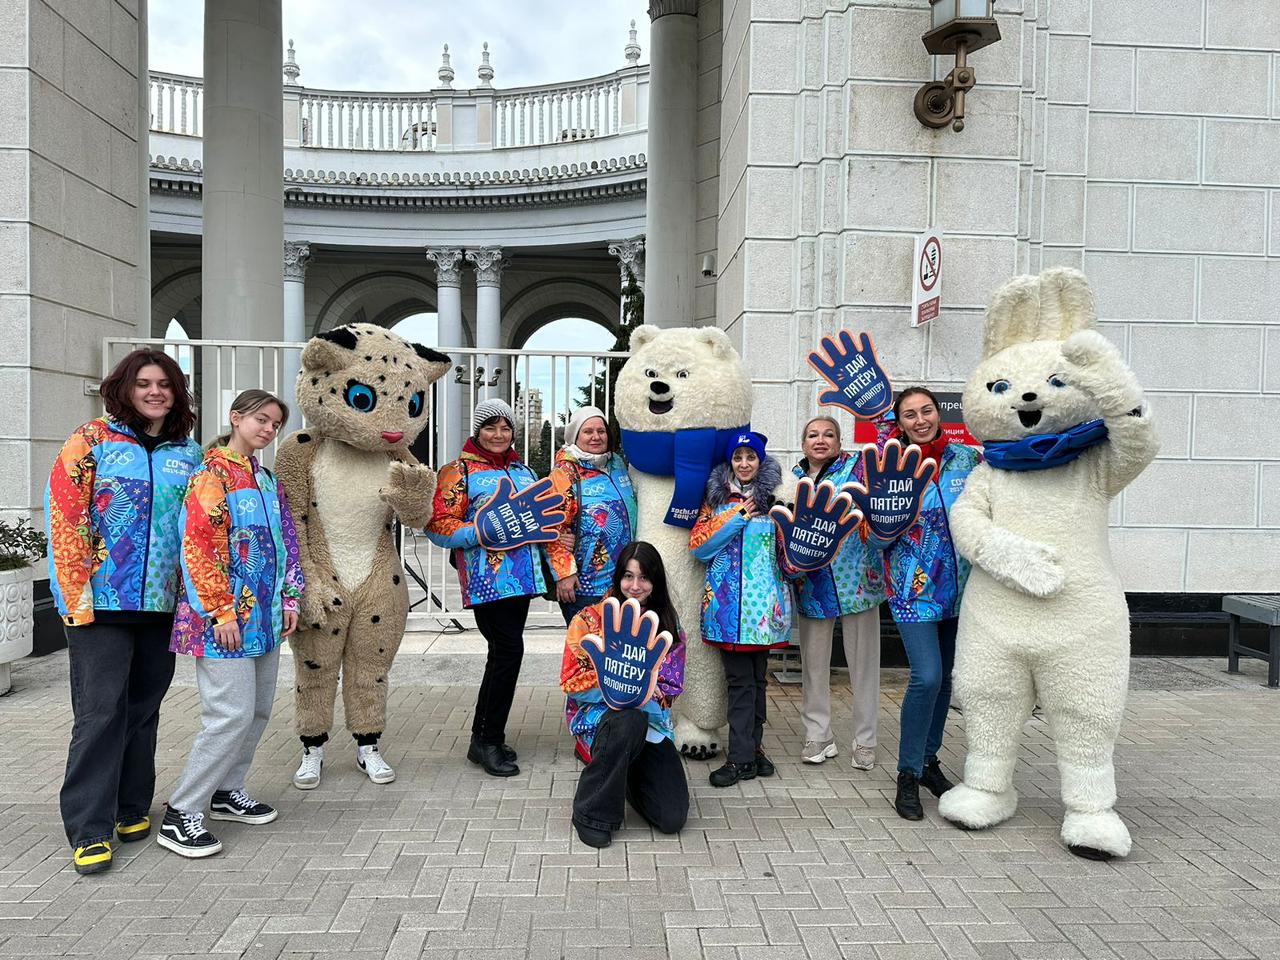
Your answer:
[150,0,651,89]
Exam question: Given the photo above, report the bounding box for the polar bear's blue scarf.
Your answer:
[620,424,751,528]
[983,418,1109,472]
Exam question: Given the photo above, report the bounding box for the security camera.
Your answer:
[700,254,716,278]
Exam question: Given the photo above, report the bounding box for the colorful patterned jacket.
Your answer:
[171,447,304,658]
[877,442,982,623]
[46,418,203,626]
[791,451,887,619]
[426,449,548,607]
[545,449,637,598]
[560,598,686,758]
[690,458,795,651]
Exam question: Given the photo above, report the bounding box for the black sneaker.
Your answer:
[919,759,954,798]
[709,760,757,788]
[574,822,611,848]
[210,788,278,825]
[894,770,924,821]
[156,806,223,858]
[754,750,776,778]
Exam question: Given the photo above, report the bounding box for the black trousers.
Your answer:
[470,595,531,745]
[572,708,689,834]
[722,648,770,764]
[60,618,176,847]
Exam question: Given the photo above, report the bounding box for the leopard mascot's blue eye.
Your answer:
[344,381,377,412]
[408,391,425,417]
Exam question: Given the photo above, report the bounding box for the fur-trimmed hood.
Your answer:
[704,455,786,513]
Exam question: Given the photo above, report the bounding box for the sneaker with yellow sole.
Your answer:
[73,841,112,875]
[115,815,151,843]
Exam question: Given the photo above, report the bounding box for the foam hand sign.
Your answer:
[580,597,673,711]
[808,330,894,419]
[474,476,567,551]
[846,440,939,542]
[769,478,863,573]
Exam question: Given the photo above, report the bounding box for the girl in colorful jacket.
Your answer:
[547,406,638,625]
[158,390,303,859]
[874,387,981,822]
[46,349,201,876]
[561,541,687,848]
[791,415,887,772]
[690,431,796,788]
[426,398,546,778]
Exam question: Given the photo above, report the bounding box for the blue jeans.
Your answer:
[896,618,957,776]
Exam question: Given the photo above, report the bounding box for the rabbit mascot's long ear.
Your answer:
[981,268,1096,360]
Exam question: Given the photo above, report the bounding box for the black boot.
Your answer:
[574,821,611,848]
[754,749,776,778]
[919,759,954,797]
[895,769,924,821]
[467,737,520,777]
[500,743,518,763]
[709,760,756,788]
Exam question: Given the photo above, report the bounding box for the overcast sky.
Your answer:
[149,1,651,89]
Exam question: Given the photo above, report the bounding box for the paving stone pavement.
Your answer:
[2,639,1278,960]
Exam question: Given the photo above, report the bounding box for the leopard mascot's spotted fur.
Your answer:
[275,323,449,763]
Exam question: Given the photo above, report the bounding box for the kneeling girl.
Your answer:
[160,390,304,858]
[561,541,688,848]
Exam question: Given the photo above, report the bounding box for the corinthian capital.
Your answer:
[608,236,645,284]
[426,247,464,286]
[466,247,505,286]
[648,0,698,19]
[283,240,312,281]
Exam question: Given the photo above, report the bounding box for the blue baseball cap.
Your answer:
[729,431,767,463]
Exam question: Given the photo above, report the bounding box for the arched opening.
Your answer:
[314,271,440,335]
[163,318,195,378]
[389,312,439,347]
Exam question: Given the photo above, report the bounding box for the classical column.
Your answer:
[426,247,465,459]
[608,236,646,327]
[282,240,311,434]
[136,0,150,337]
[466,247,504,399]
[645,1,698,328]
[202,1,285,348]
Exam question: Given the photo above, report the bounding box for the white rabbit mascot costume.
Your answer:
[938,267,1159,860]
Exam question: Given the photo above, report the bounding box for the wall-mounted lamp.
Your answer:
[913,0,1001,133]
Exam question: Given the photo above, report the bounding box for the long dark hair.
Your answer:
[607,541,680,641]
[99,349,196,441]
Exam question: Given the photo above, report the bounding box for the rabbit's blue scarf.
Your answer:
[621,424,750,528]
[984,418,1109,472]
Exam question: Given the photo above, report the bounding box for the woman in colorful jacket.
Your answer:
[158,390,303,859]
[561,541,687,849]
[791,414,887,772]
[875,387,981,822]
[45,349,202,875]
[547,406,638,625]
[426,398,546,778]
[690,431,796,788]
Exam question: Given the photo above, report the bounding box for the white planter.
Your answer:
[0,565,35,695]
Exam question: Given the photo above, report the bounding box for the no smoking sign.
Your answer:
[912,230,943,327]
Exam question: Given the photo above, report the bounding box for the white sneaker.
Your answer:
[851,744,876,770]
[357,744,395,784]
[293,745,323,790]
[802,740,838,764]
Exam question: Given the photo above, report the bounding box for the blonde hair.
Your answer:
[208,389,290,451]
[801,415,842,445]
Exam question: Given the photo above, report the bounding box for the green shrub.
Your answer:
[0,518,48,572]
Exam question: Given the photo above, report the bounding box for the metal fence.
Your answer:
[104,338,628,627]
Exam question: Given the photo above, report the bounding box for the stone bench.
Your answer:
[1224,594,1280,689]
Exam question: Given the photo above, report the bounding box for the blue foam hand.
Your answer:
[473,476,567,551]
[769,478,864,573]
[808,330,894,419]
[845,439,939,542]
[580,597,674,711]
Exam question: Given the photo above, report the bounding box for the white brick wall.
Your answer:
[0,0,145,523]
[718,0,1280,593]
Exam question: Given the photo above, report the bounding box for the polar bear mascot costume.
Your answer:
[937,268,1159,859]
[614,326,757,758]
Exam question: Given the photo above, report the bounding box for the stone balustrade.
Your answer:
[147,63,649,153]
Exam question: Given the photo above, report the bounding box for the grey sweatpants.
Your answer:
[168,648,280,814]
[797,606,881,748]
